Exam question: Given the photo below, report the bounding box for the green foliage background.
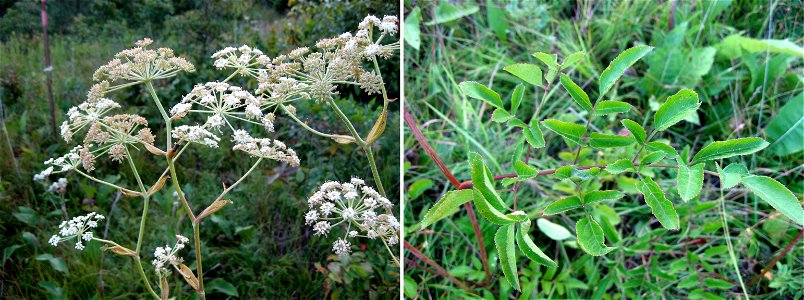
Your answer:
[0,0,400,298]
[403,0,802,299]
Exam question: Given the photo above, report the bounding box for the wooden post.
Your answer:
[41,0,58,140]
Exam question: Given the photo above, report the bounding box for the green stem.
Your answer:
[168,158,196,220]
[213,158,263,202]
[193,224,205,299]
[280,105,345,140]
[134,257,160,299]
[718,173,750,298]
[123,147,159,300]
[327,99,386,197]
[145,81,171,150]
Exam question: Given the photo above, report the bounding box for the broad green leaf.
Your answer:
[621,119,647,144]
[533,52,559,70]
[516,221,557,267]
[403,276,418,299]
[510,84,525,114]
[677,162,704,202]
[717,163,748,189]
[426,2,479,25]
[473,189,519,225]
[470,153,508,210]
[599,45,654,97]
[690,137,769,164]
[637,177,680,230]
[496,224,521,291]
[486,0,509,41]
[741,176,804,225]
[514,161,538,178]
[716,34,804,59]
[523,118,546,148]
[575,217,616,256]
[403,7,421,50]
[35,254,69,275]
[641,151,666,165]
[419,189,473,229]
[594,100,631,115]
[765,93,803,155]
[207,278,239,297]
[704,278,735,290]
[654,89,701,131]
[584,190,624,205]
[407,179,433,200]
[504,64,543,87]
[590,133,635,148]
[492,109,513,123]
[508,118,525,127]
[537,218,573,240]
[543,196,582,215]
[554,166,574,179]
[605,159,634,174]
[542,119,586,145]
[646,141,678,158]
[561,51,586,68]
[559,74,593,111]
[459,81,503,109]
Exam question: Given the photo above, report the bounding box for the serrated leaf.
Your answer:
[621,119,647,144]
[495,224,521,291]
[542,119,586,145]
[504,64,543,87]
[741,176,804,225]
[524,119,545,148]
[765,93,804,155]
[677,162,704,202]
[637,177,680,230]
[459,81,503,109]
[544,196,582,215]
[408,179,434,200]
[537,218,573,240]
[646,141,677,158]
[533,52,559,69]
[516,221,557,267]
[426,2,479,25]
[492,109,513,123]
[576,217,616,256]
[599,45,654,97]
[641,151,666,165]
[718,163,749,189]
[594,100,631,115]
[514,161,538,178]
[560,74,593,111]
[510,84,525,114]
[654,89,700,131]
[590,133,635,148]
[403,7,421,50]
[470,153,507,211]
[584,190,624,205]
[690,137,769,164]
[605,159,634,174]
[561,51,586,68]
[419,189,473,229]
[473,189,519,225]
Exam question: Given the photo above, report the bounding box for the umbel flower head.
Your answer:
[93,38,195,84]
[170,81,275,132]
[152,235,189,277]
[231,130,300,167]
[49,212,105,250]
[35,145,90,180]
[306,178,398,256]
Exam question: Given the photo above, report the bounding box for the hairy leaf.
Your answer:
[496,224,521,291]
[637,177,680,230]
[677,162,704,202]
[504,64,543,87]
[542,119,586,145]
[514,161,538,178]
[594,100,632,115]
[516,221,557,267]
[621,119,647,144]
[419,189,473,229]
[544,196,582,215]
[605,159,634,174]
[584,190,624,205]
[472,189,521,225]
[459,81,503,109]
[690,137,769,164]
[470,153,507,210]
[741,176,804,225]
[599,45,654,97]
[590,133,635,148]
[576,217,616,256]
[654,89,700,131]
[560,74,593,111]
[533,52,559,69]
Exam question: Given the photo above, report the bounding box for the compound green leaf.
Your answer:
[516,221,557,267]
[533,52,559,70]
[459,81,503,109]
[594,100,631,115]
[496,224,521,291]
[576,217,616,256]
[544,196,582,215]
[717,163,749,189]
[472,189,519,225]
[403,7,421,50]
[690,137,769,164]
[590,133,635,148]
[504,64,543,87]
[470,153,507,211]
[560,74,593,111]
[523,118,545,148]
[677,162,704,202]
[599,45,654,97]
[621,119,647,144]
[741,176,804,225]
[561,51,586,69]
[605,159,634,174]
[542,119,586,145]
[637,177,680,230]
[419,189,473,229]
[654,89,700,131]
[584,190,624,205]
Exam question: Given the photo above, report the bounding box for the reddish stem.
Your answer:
[404,241,471,291]
[747,229,804,286]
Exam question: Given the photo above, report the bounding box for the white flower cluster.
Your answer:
[49,212,105,250]
[47,178,68,193]
[170,81,274,132]
[93,38,195,84]
[212,45,270,77]
[60,98,121,143]
[306,178,398,256]
[231,130,300,167]
[152,235,190,276]
[172,125,220,148]
[35,145,86,180]
[359,15,399,36]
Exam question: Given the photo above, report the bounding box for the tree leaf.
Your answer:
[590,133,635,148]
[690,137,769,164]
[523,118,545,148]
[543,196,582,215]
[740,176,804,225]
[403,7,421,50]
[561,51,586,68]
[560,74,593,111]
[677,162,704,202]
[473,189,520,225]
[641,151,666,165]
[492,109,513,123]
[646,141,678,158]
[599,45,654,97]
[470,152,508,211]
[575,217,616,256]
[765,93,803,156]
[584,190,624,205]
[514,161,538,178]
[504,64,543,87]
[542,119,586,145]
[532,52,559,69]
[426,2,479,25]
[516,221,557,267]
[495,224,521,291]
[621,119,647,144]
[594,100,631,115]
[419,189,473,229]
[605,159,634,174]
[537,218,573,241]
[718,163,749,189]
[637,177,680,230]
[459,81,503,109]
[510,84,525,114]
[654,89,701,131]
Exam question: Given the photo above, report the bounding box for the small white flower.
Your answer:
[49,212,103,251]
[313,221,331,236]
[332,238,351,255]
[304,210,319,225]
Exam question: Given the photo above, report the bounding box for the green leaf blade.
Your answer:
[584,190,624,205]
[594,100,632,115]
[637,177,680,230]
[542,119,586,145]
[576,217,616,256]
[504,64,543,87]
[621,119,647,144]
[741,176,804,225]
[516,222,557,267]
[496,224,521,291]
[543,196,582,215]
[559,74,593,111]
[677,162,704,202]
[459,81,503,109]
[599,45,654,97]
[590,133,635,148]
[419,189,474,229]
[654,89,701,131]
[690,137,769,164]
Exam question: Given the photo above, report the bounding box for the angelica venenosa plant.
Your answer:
[306,178,399,265]
[48,212,104,250]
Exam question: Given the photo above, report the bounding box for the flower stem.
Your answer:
[327,99,386,197]
[123,147,159,300]
[145,81,171,149]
